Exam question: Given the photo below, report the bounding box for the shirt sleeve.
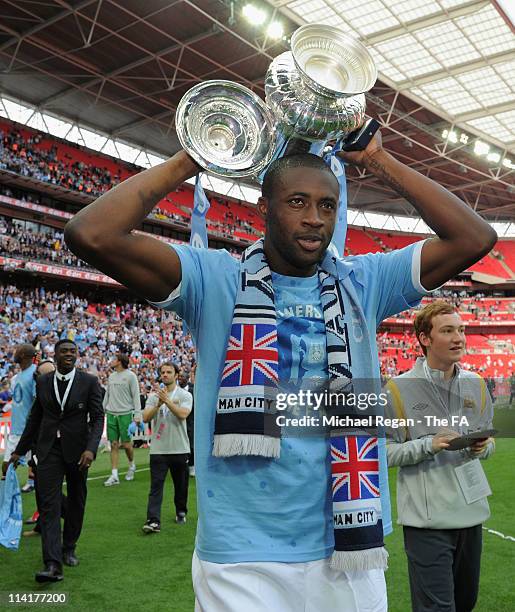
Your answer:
[358,239,439,324]
[180,389,193,416]
[130,373,141,418]
[145,393,159,410]
[102,382,109,410]
[146,245,234,333]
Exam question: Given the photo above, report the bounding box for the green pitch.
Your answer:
[1,437,514,611]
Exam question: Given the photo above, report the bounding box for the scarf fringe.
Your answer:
[213,434,281,459]
[330,547,389,572]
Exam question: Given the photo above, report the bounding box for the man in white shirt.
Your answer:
[142,362,192,533]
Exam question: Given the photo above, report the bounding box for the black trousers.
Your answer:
[36,443,88,566]
[32,459,68,534]
[403,525,483,612]
[147,453,189,522]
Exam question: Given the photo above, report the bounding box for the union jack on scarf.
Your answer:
[220,323,279,387]
[332,436,380,502]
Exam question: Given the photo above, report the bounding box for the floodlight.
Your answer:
[474,140,489,156]
[242,4,266,25]
[267,21,284,39]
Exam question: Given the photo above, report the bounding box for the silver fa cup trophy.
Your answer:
[175,24,378,179]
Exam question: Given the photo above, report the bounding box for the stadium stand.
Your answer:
[0,116,513,387]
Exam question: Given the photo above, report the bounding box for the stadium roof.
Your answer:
[0,0,513,224]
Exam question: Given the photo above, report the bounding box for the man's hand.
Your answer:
[336,129,383,169]
[469,437,492,456]
[78,450,94,471]
[3,453,21,475]
[431,430,460,453]
[157,387,170,406]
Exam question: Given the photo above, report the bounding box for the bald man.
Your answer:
[2,343,37,486]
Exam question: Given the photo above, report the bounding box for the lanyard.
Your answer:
[422,360,464,431]
[53,369,76,411]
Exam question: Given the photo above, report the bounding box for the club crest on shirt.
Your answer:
[463,397,476,410]
[411,402,429,412]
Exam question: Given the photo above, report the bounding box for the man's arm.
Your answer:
[102,382,109,411]
[85,377,105,456]
[130,373,142,422]
[338,133,497,290]
[155,388,191,420]
[142,394,159,424]
[64,151,200,302]
[468,376,495,460]
[13,396,43,457]
[385,380,459,466]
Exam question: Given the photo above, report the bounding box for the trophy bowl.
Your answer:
[290,24,377,97]
[265,51,367,142]
[175,80,276,178]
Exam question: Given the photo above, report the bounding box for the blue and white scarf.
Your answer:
[213,239,388,571]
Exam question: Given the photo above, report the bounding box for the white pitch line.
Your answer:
[87,466,150,481]
[483,526,515,542]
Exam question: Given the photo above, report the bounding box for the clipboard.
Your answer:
[446,429,497,451]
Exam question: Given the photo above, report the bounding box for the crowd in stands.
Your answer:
[0,284,196,397]
[0,128,121,198]
[0,281,513,404]
[0,118,513,391]
[0,216,92,270]
[155,197,261,243]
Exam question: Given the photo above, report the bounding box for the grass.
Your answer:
[1,432,514,611]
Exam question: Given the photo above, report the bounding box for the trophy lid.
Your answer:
[291,24,377,97]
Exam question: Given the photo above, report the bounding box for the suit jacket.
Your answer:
[15,370,105,464]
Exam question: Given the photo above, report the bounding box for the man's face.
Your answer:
[110,355,120,369]
[55,343,78,371]
[259,166,339,276]
[421,313,466,365]
[160,366,176,385]
[178,373,189,387]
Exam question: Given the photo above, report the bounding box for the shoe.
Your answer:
[63,551,79,567]
[125,465,136,481]
[23,529,40,537]
[25,510,39,524]
[175,513,187,525]
[142,520,160,534]
[189,466,195,477]
[21,482,35,493]
[35,562,63,583]
[104,475,120,487]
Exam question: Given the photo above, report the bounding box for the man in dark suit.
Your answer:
[8,339,104,582]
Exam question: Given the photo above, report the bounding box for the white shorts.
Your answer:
[192,551,387,612]
[3,434,31,463]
